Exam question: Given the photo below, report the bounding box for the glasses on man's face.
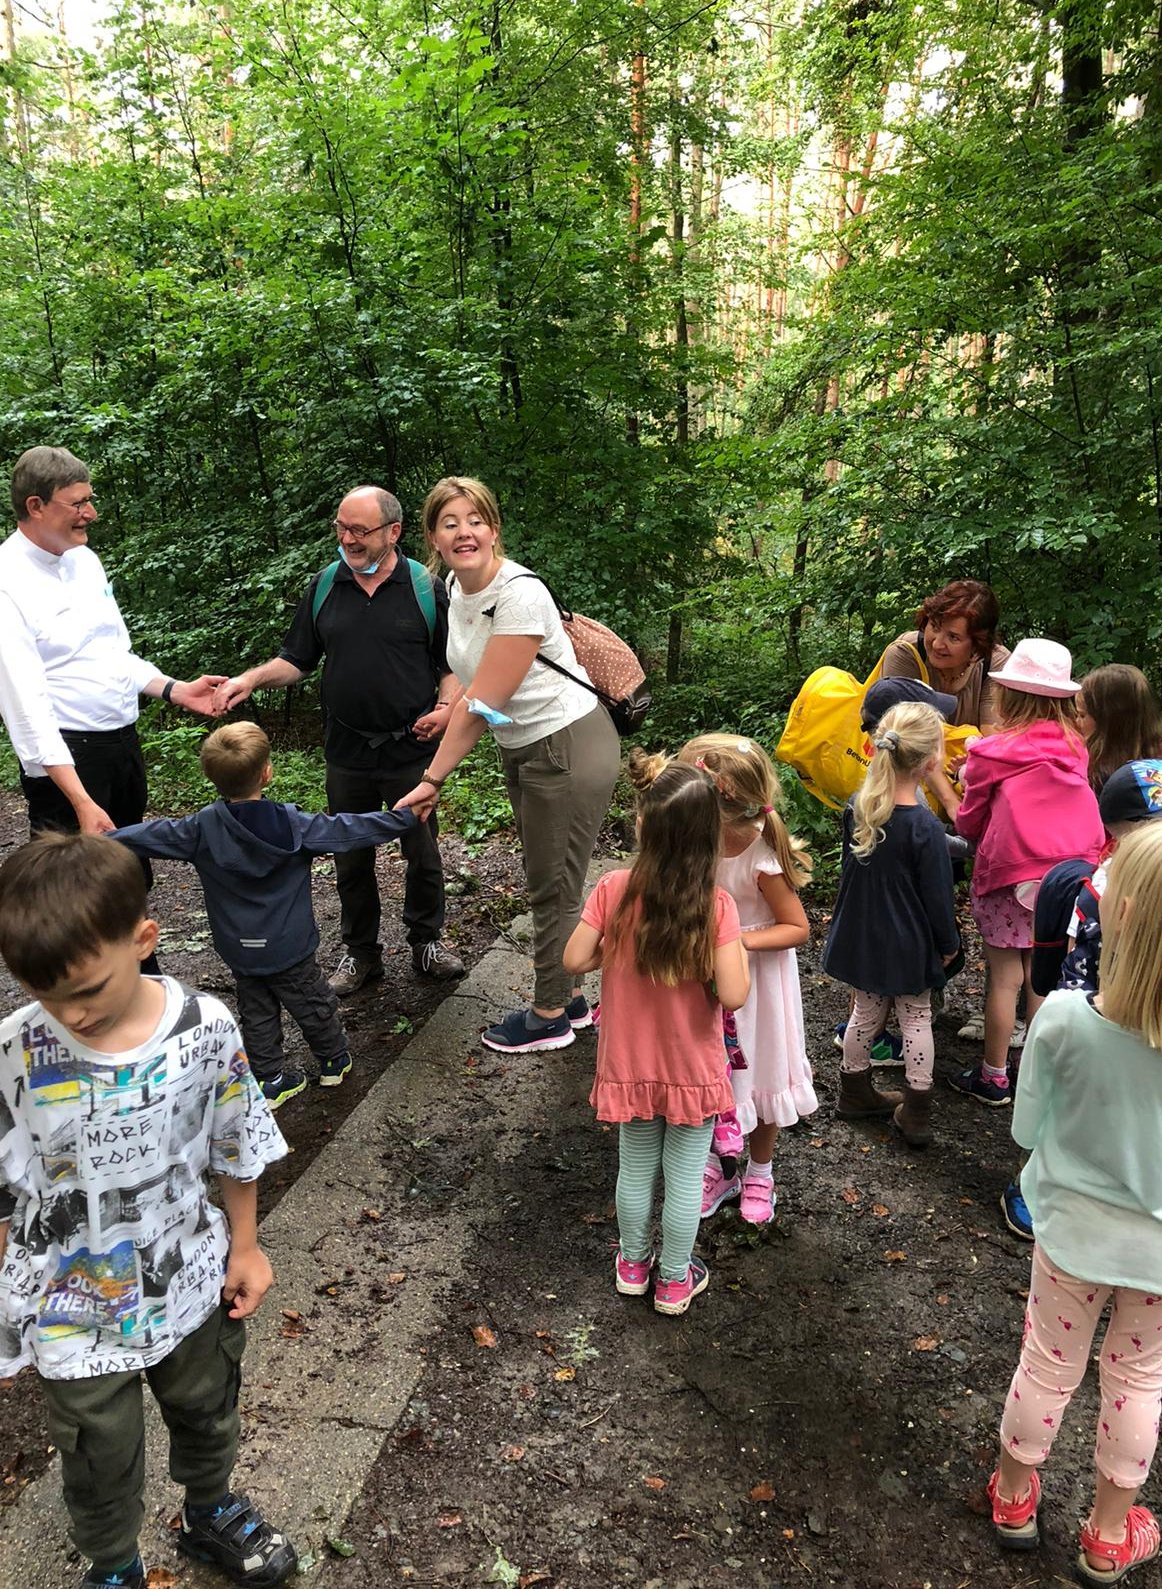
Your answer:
[55,494,95,515]
[332,518,395,542]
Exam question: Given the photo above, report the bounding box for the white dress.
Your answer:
[718,831,818,1131]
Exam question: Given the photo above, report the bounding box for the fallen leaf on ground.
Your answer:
[280,1308,301,1322]
[502,1444,526,1462]
[146,1571,179,1588]
[782,1528,796,1539]
[958,1196,975,1206]
[643,1475,666,1490]
[749,1480,775,1501]
[472,1324,498,1348]
[361,1208,381,1221]
[327,1537,356,1558]
[871,1204,889,1217]
[534,1329,552,1340]
[841,1187,860,1205]
[936,1293,950,1305]
[580,1211,609,1225]
[810,1138,825,1148]
[437,1510,463,1528]
[387,1271,407,1285]
[554,1365,576,1382]
[519,1573,552,1588]
[884,1250,907,1263]
[913,1335,940,1351]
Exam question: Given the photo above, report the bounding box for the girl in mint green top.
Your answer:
[984,823,1162,1583]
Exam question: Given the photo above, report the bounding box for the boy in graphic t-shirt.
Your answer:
[0,833,295,1589]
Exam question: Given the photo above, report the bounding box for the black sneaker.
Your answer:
[80,1561,145,1589]
[178,1493,296,1587]
[412,940,466,979]
[318,1050,352,1087]
[259,1068,307,1110]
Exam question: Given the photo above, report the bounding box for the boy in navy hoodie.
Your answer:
[114,722,416,1107]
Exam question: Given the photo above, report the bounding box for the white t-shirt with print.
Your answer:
[0,979,287,1380]
[446,561,600,750]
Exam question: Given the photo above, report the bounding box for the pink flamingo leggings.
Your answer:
[1000,1245,1162,1488]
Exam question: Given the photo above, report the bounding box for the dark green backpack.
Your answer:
[311,556,437,641]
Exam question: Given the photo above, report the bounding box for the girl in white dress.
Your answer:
[677,734,818,1223]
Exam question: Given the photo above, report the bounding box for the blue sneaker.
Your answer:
[259,1068,307,1110]
[318,1051,352,1088]
[1000,1182,1034,1240]
[179,1492,296,1586]
[949,1065,1011,1107]
[834,1021,905,1066]
[81,1561,145,1589]
[481,1008,576,1054]
[565,994,593,1030]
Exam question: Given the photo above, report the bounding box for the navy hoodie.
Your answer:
[113,801,417,976]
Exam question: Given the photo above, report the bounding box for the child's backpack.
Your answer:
[1031,858,1098,996]
[775,643,976,811]
[311,557,437,641]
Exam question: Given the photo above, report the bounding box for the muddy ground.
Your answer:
[0,784,1118,1588]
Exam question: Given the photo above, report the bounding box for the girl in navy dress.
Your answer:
[822,701,960,1145]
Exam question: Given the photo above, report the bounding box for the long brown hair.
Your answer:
[605,749,722,985]
[676,732,812,889]
[1080,665,1162,790]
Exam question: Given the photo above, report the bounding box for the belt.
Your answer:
[61,724,140,746]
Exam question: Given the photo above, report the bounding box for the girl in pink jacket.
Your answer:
[952,639,1103,1106]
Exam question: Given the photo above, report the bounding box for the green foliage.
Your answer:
[440,738,514,849]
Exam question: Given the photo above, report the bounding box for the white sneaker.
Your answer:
[957,1011,985,1041]
[1010,1020,1027,1049]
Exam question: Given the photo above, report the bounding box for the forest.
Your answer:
[2,0,1161,829]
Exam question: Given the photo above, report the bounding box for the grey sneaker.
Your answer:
[328,953,383,997]
[412,941,466,980]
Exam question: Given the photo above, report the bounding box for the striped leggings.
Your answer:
[617,1116,715,1282]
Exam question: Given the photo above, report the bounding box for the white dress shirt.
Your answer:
[0,529,157,776]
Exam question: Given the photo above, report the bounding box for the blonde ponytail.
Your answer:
[852,703,944,858]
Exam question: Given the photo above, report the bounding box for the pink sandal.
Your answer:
[1077,1505,1160,1585]
[986,1467,1040,1550]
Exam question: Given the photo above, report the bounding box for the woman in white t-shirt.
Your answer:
[397,477,621,1054]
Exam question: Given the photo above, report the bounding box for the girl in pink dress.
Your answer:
[564,751,749,1317]
[678,734,817,1225]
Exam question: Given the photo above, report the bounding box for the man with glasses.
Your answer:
[215,485,465,992]
[0,446,223,844]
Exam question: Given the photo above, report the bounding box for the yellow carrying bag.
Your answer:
[775,643,977,812]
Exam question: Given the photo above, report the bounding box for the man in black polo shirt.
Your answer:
[215,486,465,992]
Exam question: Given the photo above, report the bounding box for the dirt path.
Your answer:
[0,789,1113,1588]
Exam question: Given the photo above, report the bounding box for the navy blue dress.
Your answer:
[822,803,958,996]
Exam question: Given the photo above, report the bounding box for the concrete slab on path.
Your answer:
[0,913,574,1588]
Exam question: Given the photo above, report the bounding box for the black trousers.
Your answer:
[325,758,445,956]
[233,954,347,1078]
[21,726,159,974]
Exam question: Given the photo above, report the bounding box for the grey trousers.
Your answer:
[500,705,620,1010]
[40,1304,245,1569]
[234,953,347,1079]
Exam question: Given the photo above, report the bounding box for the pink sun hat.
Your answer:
[988,637,1081,699]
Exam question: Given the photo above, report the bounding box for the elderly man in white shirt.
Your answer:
[0,446,223,843]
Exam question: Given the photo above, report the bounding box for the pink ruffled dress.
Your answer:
[584,869,739,1125]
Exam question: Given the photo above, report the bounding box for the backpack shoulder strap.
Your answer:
[904,637,930,685]
[405,557,437,644]
[311,560,342,628]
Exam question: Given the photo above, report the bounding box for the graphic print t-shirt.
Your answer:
[0,979,287,1380]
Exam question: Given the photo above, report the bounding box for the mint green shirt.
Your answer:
[1015,990,1162,1292]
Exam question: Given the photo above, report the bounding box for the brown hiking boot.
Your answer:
[328,952,383,997]
[892,1084,933,1147]
[837,1067,903,1119]
[411,941,466,980]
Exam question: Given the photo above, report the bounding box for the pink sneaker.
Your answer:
[738,1172,777,1225]
[614,1249,654,1296]
[702,1161,742,1217]
[654,1258,710,1316]
[712,1109,745,1158]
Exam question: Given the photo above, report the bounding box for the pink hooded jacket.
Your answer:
[955,719,1104,894]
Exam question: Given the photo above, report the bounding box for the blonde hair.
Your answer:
[200,721,271,800]
[1098,822,1162,1048]
[603,747,722,985]
[421,476,506,569]
[997,685,1080,737]
[676,732,812,890]
[852,702,944,858]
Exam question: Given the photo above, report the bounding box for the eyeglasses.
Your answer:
[332,519,394,542]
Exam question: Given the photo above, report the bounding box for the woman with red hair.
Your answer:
[880,580,1010,732]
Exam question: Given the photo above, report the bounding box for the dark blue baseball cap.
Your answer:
[861,677,958,733]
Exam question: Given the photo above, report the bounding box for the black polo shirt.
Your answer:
[280,553,450,772]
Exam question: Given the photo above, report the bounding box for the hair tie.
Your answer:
[874,729,900,752]
[694,756,706,770]
[761,804,773,814]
